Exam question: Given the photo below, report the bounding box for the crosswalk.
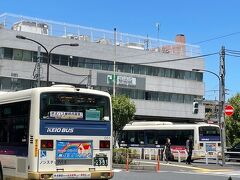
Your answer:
[199,170,240,178]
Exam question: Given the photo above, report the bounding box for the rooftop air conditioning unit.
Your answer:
[12,21,49,35]
[125,42,144,50]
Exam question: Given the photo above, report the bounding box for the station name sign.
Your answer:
[107,74,136,87]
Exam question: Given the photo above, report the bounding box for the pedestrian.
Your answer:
[163,138,171,163]
[186,135,194,164]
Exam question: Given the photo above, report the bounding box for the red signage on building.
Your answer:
[225,105,234,116]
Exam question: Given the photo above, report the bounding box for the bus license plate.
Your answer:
[94,157,108,166]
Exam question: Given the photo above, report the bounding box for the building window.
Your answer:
[22,50,32,61]
[60,55,69,66]
[32,52,38,62]
[0,48,3,59]
[190,72,196,80]
[13,49,23,60]
[78,57,85,68]
[116,62,123,72]
[3,48,13,59]
[42,53,48,63]
[152,67,159,76]
[184,71,191,80]
[196,72,203,81]
[122,63,132,73]
[85,58,93,69]
[139,66,146,75]
[164,69,171,78]
[51,54,60,65]
[146,66,153,76]
[101,60,110,71]
[132,65,140,74]
[3,47,203,82]
[69,56,78,67]
[92,59,100,69]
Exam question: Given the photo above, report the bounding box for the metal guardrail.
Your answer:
[115,148,230,165]
[225,151,240,162]
[0,13,201,57]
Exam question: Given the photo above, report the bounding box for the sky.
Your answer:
[0,0,240,100]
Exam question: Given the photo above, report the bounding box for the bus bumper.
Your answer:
[28,171,114,179]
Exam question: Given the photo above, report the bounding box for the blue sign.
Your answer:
[206,143,217,152]
[56,141,93,160]
[40,120,111,136]
[40,150,47,158]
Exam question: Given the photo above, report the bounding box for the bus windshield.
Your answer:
[199,126,220,141]
[40,92,110,121]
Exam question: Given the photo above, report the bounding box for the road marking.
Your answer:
[113,169,122,172]
[194,168,232,173]
[133,160,234,172]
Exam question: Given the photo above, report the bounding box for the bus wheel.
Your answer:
[0,162,3,180]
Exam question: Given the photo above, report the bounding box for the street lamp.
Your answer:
[192,68,225,165]
[16,35,79,86]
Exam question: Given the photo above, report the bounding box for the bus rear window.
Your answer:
[199,126,220,141]
[40,92,110,121]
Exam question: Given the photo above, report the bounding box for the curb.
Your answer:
[113,164,156,171]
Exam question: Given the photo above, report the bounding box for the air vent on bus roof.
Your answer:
[51,85,75,88]
[129,121,173,126]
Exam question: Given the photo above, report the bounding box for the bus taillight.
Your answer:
[99,140,110,149]
[41,140,54,149]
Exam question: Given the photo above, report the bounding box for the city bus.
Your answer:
[0,85,113,180]
[119,121,221,160]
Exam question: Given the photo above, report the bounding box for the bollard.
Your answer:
[156,155,160,172]
[126,152,129,172]
[177,151,180,163]
[205,152,208,165]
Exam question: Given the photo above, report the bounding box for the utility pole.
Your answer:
[219,46,226,165]
[113,28,117,97]
[37,46,41,87]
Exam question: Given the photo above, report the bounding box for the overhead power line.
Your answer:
[194,31,240,44]
[226,49,240,54]
[136,52,218,65]
[225,49,240,57]
[226,53,240,58]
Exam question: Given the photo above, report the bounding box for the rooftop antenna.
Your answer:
[156,22,160,44]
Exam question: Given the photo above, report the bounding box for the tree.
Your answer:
[225,93,240,146]
[112,95,136,144]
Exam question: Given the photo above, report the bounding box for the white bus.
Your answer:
[119,121,221,160]
[0,85,113,180]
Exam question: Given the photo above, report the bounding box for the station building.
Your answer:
[0,13,205,122]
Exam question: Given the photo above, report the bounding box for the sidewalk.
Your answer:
[113,159,240,172]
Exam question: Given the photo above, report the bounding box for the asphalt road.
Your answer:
[112,170,240,180]
[112,160,240,180]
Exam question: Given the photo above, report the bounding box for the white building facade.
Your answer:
[0,13,205,121]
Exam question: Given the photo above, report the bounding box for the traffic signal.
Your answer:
[192,101,199,114]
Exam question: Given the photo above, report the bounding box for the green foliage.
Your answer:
[225,93,240,146]
[113,148,138,164]
[112,95,136,135]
